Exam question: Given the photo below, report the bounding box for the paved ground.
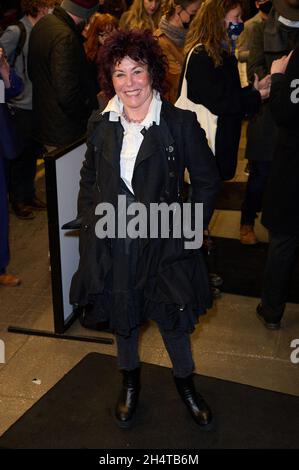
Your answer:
[0,148,298,439]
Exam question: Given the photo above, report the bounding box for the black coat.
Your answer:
[28,7,97,147]
[261,47,299,235]
[246,13,299,162]
[182,45,260,180]
[70,100,220,314]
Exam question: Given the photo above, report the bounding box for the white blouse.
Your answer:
[102,91,162,194]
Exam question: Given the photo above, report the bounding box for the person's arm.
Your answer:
[184,112,220,229]
[0,47,23,99]
[0,25,21,64]
[0,47,10,87]
[77,114,99,220]
[269,48,299,126]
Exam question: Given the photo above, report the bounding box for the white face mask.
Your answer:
[278,15,299,28]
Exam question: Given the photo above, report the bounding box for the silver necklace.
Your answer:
[122,109,145,124]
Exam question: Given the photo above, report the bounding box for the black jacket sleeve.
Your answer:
[184,111,220,228]
[270,48,299,127]
[76,113,100,219]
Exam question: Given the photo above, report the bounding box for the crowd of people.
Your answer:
[0,0,298,428]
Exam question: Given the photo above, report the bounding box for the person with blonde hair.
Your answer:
[119,0,161,31]
[154,0,201,102]
[181,0,270,180]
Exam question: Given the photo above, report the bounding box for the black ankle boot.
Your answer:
[115,367,140,428]
[174,374,213,428]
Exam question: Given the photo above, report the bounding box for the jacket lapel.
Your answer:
[91,117,124,170]
[133,124,161,172]
[133,114,175,172]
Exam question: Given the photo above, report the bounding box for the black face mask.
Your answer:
[179,11,195,30]
[259,1,272,15]
[181,20,190,29]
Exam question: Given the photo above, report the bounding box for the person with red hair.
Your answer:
[84,13,118,93]
[70,29,220,429]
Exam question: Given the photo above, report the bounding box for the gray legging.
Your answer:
[116,322,195,378]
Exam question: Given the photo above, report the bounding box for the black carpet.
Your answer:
[0,353,298,449]
[209,237,299,302]
[215,182,246,211]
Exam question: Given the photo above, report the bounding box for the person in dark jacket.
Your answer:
[98,0,127,19]
[0,0,51,220]
[70,29,220,428]
[181,0,270,181]
[0,47,23,286]
[28,0,99,150]
[256,46,299,329]
[240,0,299,244]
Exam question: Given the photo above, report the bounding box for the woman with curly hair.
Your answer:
[181,0,270,180]
[154,0,201,103]
[70,29,220,428]
[119,0,161,31]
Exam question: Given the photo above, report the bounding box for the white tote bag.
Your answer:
[175,45,218,156]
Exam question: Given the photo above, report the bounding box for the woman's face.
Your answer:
[112,56,153,114]
[98,26,116,45]
[143,0,160,16]
[224,4,242,27]
[177,0,201,27]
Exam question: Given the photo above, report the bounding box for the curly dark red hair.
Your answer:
[99,29,168,99]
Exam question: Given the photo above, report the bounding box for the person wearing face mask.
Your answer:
[154,0,201,103]
[238,0,272,64]
[27,0,99,151]
[98,0,127,19]
[119,0,161,31]
[239,0,299,245]
[257,48,299,330]
[180,0,270,182]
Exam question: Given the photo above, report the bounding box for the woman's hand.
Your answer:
[0,47,11,88]
[271,51,293,75]
[254,73,271,100]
